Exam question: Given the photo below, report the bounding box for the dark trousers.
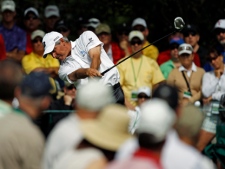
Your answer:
[112,83,125,105]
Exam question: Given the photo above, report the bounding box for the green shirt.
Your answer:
[160,60,175,79]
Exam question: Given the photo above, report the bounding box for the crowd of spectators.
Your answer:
[1,0,225,169]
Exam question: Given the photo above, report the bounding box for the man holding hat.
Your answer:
[0,0,26,62]
[118,30,164,110]
[42,30,124,104]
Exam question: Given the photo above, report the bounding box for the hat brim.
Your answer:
[43,44,55,58]
[80,120,132,151]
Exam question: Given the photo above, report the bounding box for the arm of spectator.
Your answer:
[202,73,218,98]
[189,89,202,103]
[6,49,25,62]
[89,45,101,70]
[33,67,59,78]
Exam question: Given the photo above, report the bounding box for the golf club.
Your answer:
[101,17,185,76]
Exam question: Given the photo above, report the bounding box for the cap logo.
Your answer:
[54,36,59,41]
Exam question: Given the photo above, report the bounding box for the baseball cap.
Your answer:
[128,30,144,41]
[137,99,176,142]
[169,37,184,45]
[76,79,115,111]
[31,30,45,40]
[86,18,100,29]
[1,0,15,12]
[54,19,69,31]
[132,18,147,28]
[214,19,225,30]
[95,23,111,35]
[20,71,52,98]
[44,5,60,18]
[80,104,132,151]
[182,24,199,34]
[42,31,63,58]
[178,43,193,55]
[137,86,151,97]
[24,7,39,17]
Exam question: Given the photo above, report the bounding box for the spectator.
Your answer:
[54,104,132,169]
[116,23,131,57]
[197,47,225,152]
[0,71,52,169]
[132,17,159,60]
[128,86,151,134]
[204,19,225,72]
[118,30,164,110]
[22,29,60,78]
[159,37,184,79]
[167,43,205,106]
[54,19,71,38]
[107,99,176,169]
[44,5,60,33]
[182,24,207,67]
[0,0,26,62]
[23,7,41,54]
[86,17,100,33]
[43,80,115,169]
[0,60,23,118]
[95,23,124,64]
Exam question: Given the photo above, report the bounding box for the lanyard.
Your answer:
[131,56,143,87]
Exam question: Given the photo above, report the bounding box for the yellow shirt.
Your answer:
[118,55,165,106]
[22,53,60,74]
[143,40,159,60]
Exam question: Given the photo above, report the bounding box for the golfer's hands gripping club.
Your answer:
[86,68,102,78]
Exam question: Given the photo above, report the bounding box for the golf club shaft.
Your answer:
[101,30,176,76]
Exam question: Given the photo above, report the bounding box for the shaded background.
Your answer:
[9,0,225,51]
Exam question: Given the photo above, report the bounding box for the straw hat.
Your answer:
[80,104,132,151]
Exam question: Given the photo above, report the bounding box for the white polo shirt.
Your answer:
[58,31,120,87]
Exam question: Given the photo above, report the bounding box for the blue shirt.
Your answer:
[0,24,26,52]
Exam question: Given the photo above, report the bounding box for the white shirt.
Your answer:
[42,114,83,169]
[178,62,197,77]
[58,31,120,87]
[202,69,225,100]
[161,130,216,169]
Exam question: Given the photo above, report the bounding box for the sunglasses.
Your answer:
[133,27,145,32]
[32,38,42,43]
[183,32,197,37]
[25,16,38,20]
[130,40,142,45]
[208,55,219,62]
[66,85,76,90]
[215,29,225,36]
[137,94,150,99]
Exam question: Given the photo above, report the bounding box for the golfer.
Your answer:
[42,30,124,104]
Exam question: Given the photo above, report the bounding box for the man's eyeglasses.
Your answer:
[130,40,142,46]
[25,16,38,20]
[137,94,150,99]
[183,32,197,37]
[32,38,42,43]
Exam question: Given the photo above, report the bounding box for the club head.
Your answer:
[174,17,185,30]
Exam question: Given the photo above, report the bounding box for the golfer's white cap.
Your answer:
[42,31,63,58]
